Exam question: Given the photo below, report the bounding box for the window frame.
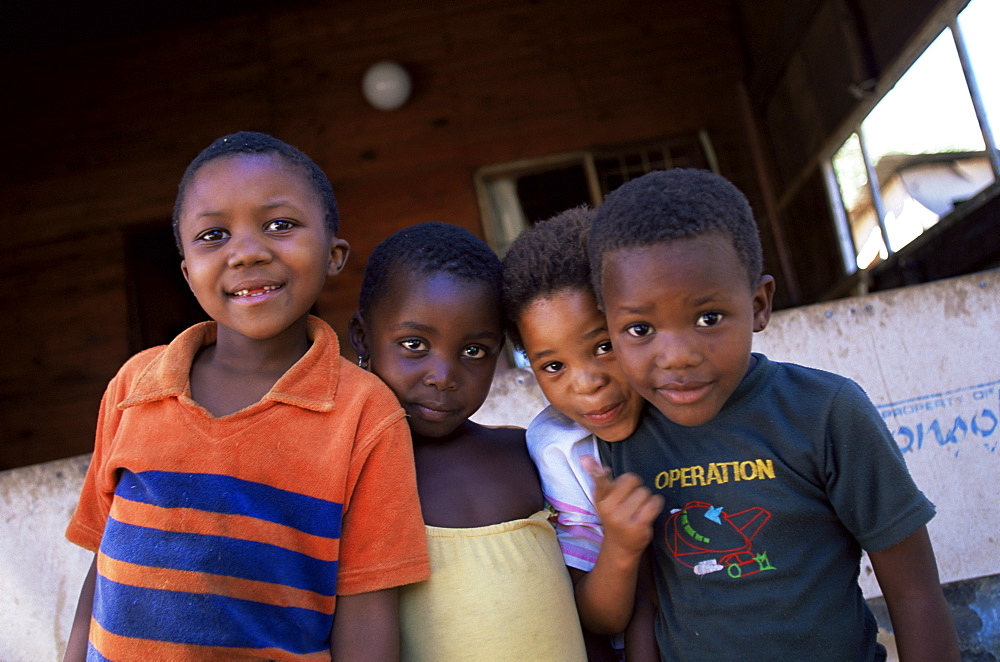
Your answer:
[824,0,1000,277]
[473,130,718,257]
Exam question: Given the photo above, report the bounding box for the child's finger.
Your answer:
[580,454,613,497]
[634,492,665,525]
[618,481,664,522]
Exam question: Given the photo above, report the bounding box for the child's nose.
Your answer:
[422,358,459,391]
[572,369,606,394]
[653,332,700,371]
[227,232,273,268]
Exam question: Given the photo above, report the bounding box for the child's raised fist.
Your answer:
[581,455,664,555]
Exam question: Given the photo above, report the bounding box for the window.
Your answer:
[826,0,1000,273]
[475,131,717,257]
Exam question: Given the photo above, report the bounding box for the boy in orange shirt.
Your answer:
[64,132,428,661]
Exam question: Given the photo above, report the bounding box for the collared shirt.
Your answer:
[67,317,429,660]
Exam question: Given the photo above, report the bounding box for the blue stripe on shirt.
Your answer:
[92,574,333,654]
[86,643,109,662]
[100,517,339,596]
[115,470,342,539]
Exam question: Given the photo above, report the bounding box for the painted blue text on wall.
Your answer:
[878,381,1000,455]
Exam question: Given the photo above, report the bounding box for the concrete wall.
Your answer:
[2,269,997,660]
[0,456,93,661]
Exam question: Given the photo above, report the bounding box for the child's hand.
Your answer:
[581,455,664,556]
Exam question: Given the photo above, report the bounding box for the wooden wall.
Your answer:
[1,0,755,469]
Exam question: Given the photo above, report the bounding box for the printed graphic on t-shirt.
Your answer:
[664,501,776,579]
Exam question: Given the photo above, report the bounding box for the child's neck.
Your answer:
[411,419,480,447]
[410,421,543,528]
[189,320,312,418]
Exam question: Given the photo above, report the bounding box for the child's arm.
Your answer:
[63,555,97,662]
[330,588,400,661]
[868,526,960,661]
[623,548,660,662]
[574,455,663,634]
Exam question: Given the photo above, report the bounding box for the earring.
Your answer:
[358,355,370,370]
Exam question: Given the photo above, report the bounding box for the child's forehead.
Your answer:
[372,268,504,339]
[195,152,302,182]
[602,234,751,300]
[397,266,498,301]
[525,286,599,318]
[520,287,606,341]
[607,233,749,278]
[182,153,322,212]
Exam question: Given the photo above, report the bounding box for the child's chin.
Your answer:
[583,421,639,443]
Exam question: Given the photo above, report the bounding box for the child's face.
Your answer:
[360,269,505,439]
[517,288,643,442]
[600,232,773,427]
[177,153,348,342]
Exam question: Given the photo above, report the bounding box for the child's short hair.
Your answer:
[501,206,594,350]
[171,131,339,252]
[588,169,763,304]
[358,222,503,317]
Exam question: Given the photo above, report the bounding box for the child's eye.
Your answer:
[595,340,613,356]
[695,313,723,328]
[266,219,295,232]
[195,228,228,243]
[541,361,565,374]
[400,339,428,352]
[625,323,653,338]
[462,345,489,359]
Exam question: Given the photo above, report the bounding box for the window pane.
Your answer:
[959,0,1000,134]
[832,134,886,270]
[861,28,995,253]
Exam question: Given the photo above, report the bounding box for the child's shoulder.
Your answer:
[108,344,171,390]
[763,355,874,411]
[526,405,590,452]
[338,357,402,399]
[461,421,533,466]
[527,404,574,433]
[763,354,855,391]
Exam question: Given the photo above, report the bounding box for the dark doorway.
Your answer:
[123,224,208,353]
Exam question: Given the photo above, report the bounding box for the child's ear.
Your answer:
[752,275,776,333]
[180,260,192,291]
[327,237,350,277]
[348,312,369,362]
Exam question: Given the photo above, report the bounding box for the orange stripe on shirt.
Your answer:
[99,554,337,613]
[110,498,340,562]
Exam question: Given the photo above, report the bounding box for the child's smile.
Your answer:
[229,282,283,299]
[177,153,347,344]
[600,232,773,427]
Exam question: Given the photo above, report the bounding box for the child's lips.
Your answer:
[657,381,711,405]
[410,401,459,422]
[228,282,284,299]
[582,401,624,426]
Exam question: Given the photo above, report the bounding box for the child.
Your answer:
[501,206,663,659]
[63,131,429,661]
[348,221,588,661]
[587,168,960,661]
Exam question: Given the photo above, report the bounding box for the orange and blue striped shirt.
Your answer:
[67,318,429,660]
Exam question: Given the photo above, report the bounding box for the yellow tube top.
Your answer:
[399,510,587,661]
